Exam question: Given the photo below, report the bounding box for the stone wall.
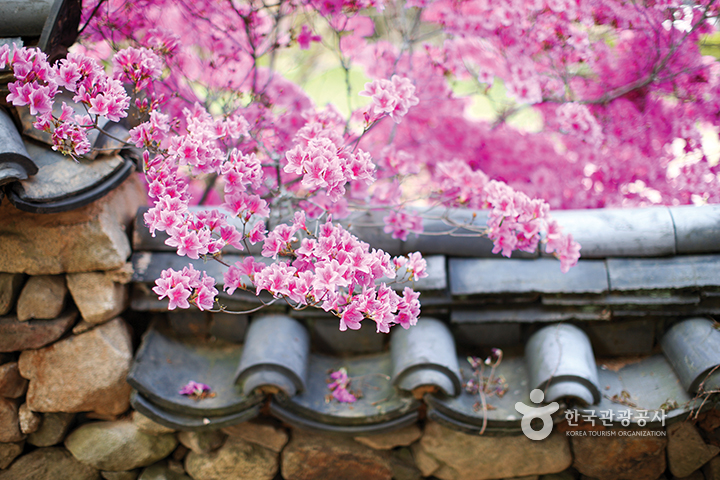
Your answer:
[3,410,720,479]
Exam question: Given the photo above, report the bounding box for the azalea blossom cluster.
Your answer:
[434,160,580,271]
[135,101,427,331]
[70,0,720,212]
[403,0,720,208]
[359,76,420,123]
[225,217,426,332]
[284,124,375,201]
[1,44,131,158]
[153,264,219,311]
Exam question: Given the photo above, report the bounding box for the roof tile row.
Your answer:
[128,314,720,434]
[127,205,720,435]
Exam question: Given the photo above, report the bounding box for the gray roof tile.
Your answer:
[127,319,263,417]
[269,353,419,434]
[131,390,261,431]
[545,207,676,258]
[235,315,310,397]
[670,204,720,254]
[0,107,37,187]
[607,255,720,291]
[346,210,403,257]
[578,355,695,427]
[12,141,125,203]
[541,292,701,306]
[380,255,447,294]
[525,323,601,406]
[451,306,611,323]
[391,317,462,396]
[449,258,608,296]
[425,355,533,434]
[661,318,720,393]
[124,201,720,435]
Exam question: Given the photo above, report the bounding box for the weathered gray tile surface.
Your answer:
[424,356,535,434]
[406,255,446,291]
[449,258,608,296]
[607,255,720,291]
[127,321,262,417]
[13,142,124,202]
[579,355,695,426]
[547,207,676,258]
[131,390,261,431]
[541,292,701,306]
[271,353,419,432]
[451,306,610,324]
[670,204,720,254]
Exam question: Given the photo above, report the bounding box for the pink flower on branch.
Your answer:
[4,46,131,159]
[222,192,269,221]
[383,210,423,241]
[297,25,322,50]
[113,46,163,91]
[154,267,218,311]
[359,75,419,123]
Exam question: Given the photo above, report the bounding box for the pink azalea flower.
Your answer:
[327,367,357,403]
[220,225,244,250]
[223,265,245,295]
[339,303,364,331]
[405,252,428,281]
[332,387,357,403]
[246,221,266,244]
[194,275,218,311]
[312,259,350,294]
[28,85,53,115]
[166,284,191,310]
[179,380,210,396]
[297,25,321,50]
[254,262,296,297]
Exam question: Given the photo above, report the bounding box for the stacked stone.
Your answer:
[6,415,717,480]
[0,175,147,477]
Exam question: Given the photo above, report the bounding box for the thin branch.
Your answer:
[77,0,108,37]
[209,298,278,315]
